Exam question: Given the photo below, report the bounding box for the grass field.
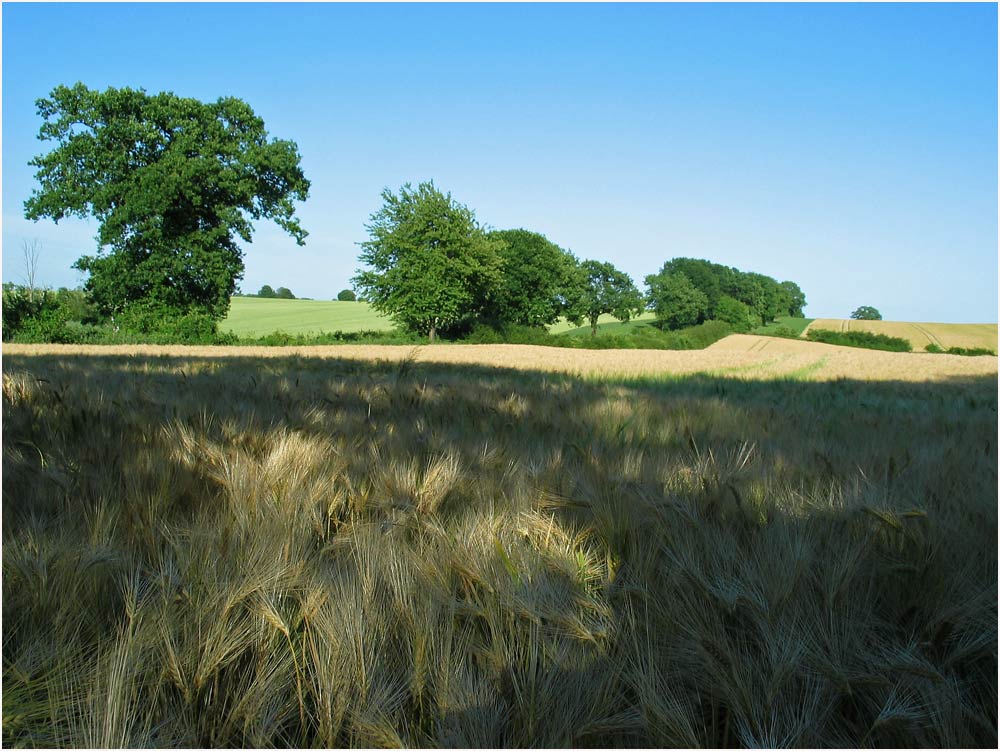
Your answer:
[804,319,998,353]
[223,298,661,339]
[3,344,997,746]
[754,316,814,336]
[221,298,396,336]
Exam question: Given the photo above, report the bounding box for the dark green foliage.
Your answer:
[851,306,883,320]
[712,295,760,332]
[780,281,807,317]
[274,287,295,300]
[484,229,580,328]
[759,325,800,339]
[645,271,710,330]
[925,343,996,357]
[807,328,911,352]
[2,288,70,343]
[646,258,806,329]
[235,329,424,346]
[24,83,310,322]
[461,320,733,350]
[258,285,277,298]
[567,260,644,336]
[337,289,357,302]
[114,303,221,344]
[53,288,100,324]
[353,181,504,342]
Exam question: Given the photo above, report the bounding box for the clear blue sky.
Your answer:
[3,2,997,322]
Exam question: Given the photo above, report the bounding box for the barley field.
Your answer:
[3,345,997,747]
[803,320,998,352]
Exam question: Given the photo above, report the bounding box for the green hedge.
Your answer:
[806,328,912,352]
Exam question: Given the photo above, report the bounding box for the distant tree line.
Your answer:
[254,285,296,299]
[11,83,808,345]
[353,181,807,342]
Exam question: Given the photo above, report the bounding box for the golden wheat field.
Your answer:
[4,337,997,383]
[803,319,998,352]
[2,346,997,747]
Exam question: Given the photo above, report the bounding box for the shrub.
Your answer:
[337,289,357,301]
[806,328,911,352]
[926,343,996,357]
[759,325,799,339]
[713,295,759,332]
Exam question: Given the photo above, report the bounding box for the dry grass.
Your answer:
[4,339,997,383]
[804,320,998,352]
[2,351,997,747]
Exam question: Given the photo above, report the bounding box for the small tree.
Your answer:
[353,181,504,342]
[258,285,276,298]
[566,260,643,337]
[851,306,882,320]
[275,287,295,299]
[645,270,710,330]
[337,289,357,301]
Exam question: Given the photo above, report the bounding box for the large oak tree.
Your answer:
[23,83,310,323]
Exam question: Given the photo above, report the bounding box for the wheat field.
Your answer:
[803,320,998,352]
[3,338,997,383]
[3,348,997,747]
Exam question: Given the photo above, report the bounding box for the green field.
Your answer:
[221,297,396,336]
[753,316,815,336]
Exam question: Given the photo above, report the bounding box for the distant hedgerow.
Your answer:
[806,328,912,352]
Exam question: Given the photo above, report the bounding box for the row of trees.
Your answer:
[353,182,806,341]
[255,285,296,299]
[17,84,806,342]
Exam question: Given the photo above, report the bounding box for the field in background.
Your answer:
[3,350,995,747]
[754,316,814,336]
[804,319,998,352]
[222,298,396,336]
[5,339,997,382]
[548,311,659,336]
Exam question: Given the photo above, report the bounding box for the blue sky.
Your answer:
[2,2,997,322]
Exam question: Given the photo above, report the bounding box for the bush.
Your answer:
[759,325,799,339]
[926,343,995,357]
[459,323,553,345]
[713,295,759,333]
[114,304,222,344]
[806,328,911,352]
[337,289,357,302]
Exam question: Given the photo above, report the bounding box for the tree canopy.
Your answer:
[851,306,882,320]
[645,257,806,330]
[482,229,580,328]
[23,83,310,323]
[569,260,644,336]
[645,271,710,330]
[352,182,504,342]
[337,289,357,302]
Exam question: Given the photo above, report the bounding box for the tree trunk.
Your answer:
[590,316,598,337]
[428,324,437,343]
